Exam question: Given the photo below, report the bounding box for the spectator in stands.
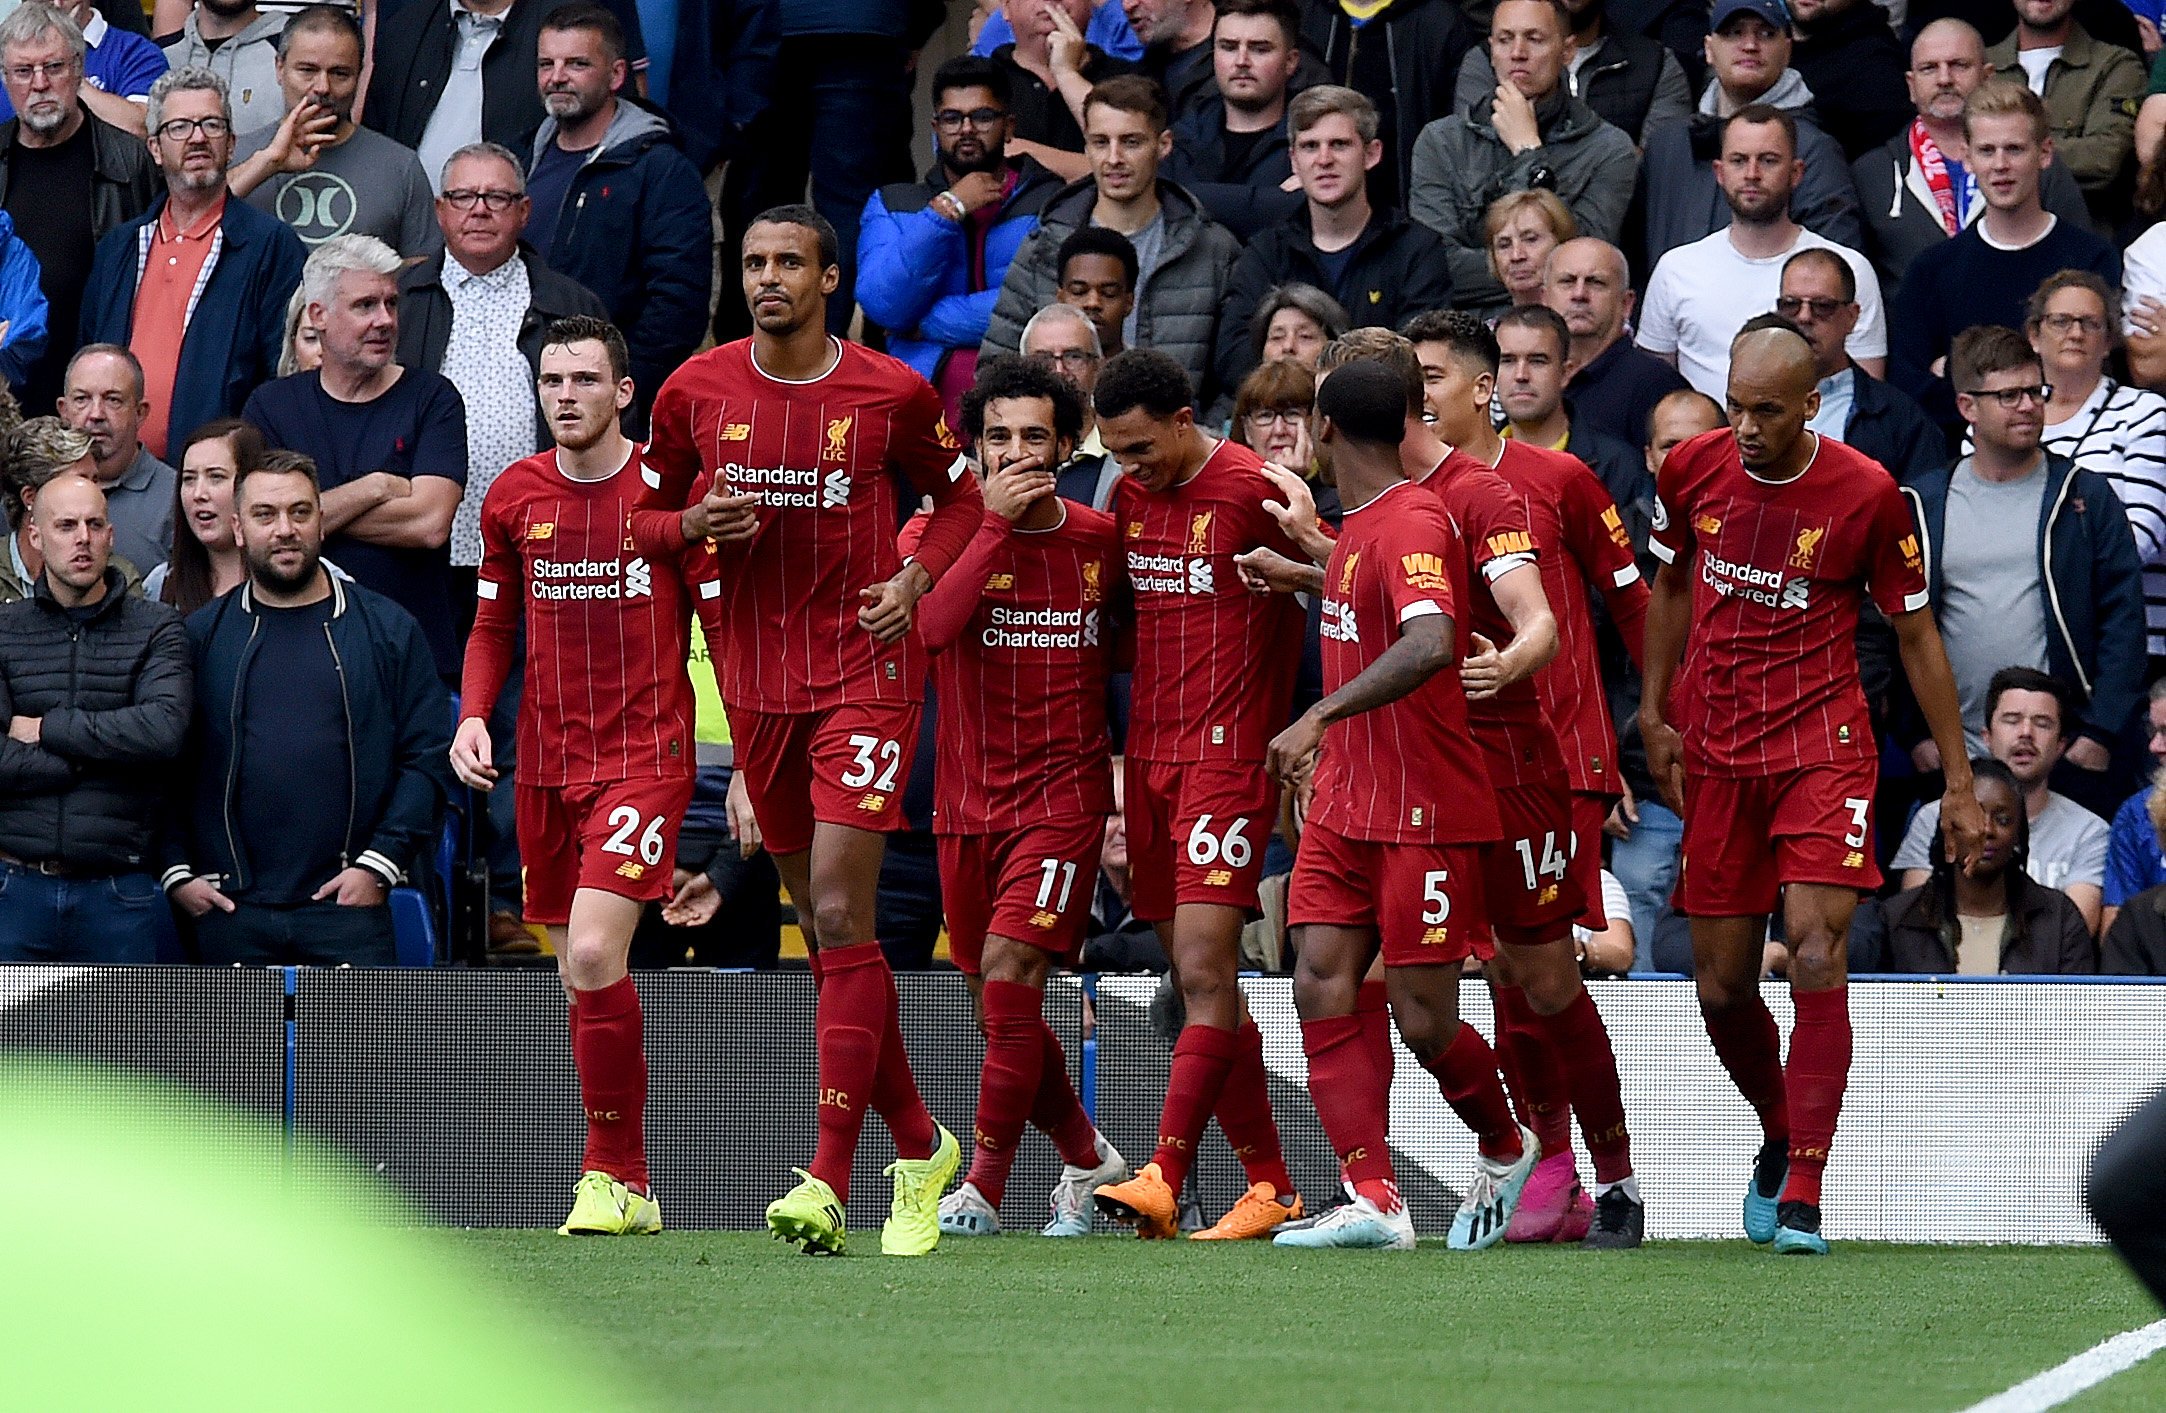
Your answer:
[1638,105,1886,398]
[1852,20,2091,303]
[2102,875,2166,972]
[163,449,453,967]
[976,0,1141,60]
[1216,85,1452,398]
[1,3,156,410]
[1985,0,2142,225]
[226,8,439,258]
[1123,0,1221,122]
[1452,0,1691,145]
[1021,302,1122,507]
[1228,356,1314,476]
[2102,678,2166,935]
[521,4,708,428]
[1300,0,1475,217]
[984,75,1239,410]
[243,235,467,680]
[1543,236,1688,452]
[2023,270,2166,661]
[0,417,91,602]
[398,141,606,579]
[276,285,319,375]
[1895,672,2110,931]
[984,0,1122,178]
[859,57,1059,423]
[0,211,47,390]
[1484,189,1576,314]
[1637,0,1862,268]
[1052,225,1136,357]
[2123,167,2166,391]
[57,344,174,572]
[1408,0,1637,311]
[1777,247,1947,483]
[1493,303,1643,497]
[158,0,283,135]
[144,416,261,612]
[0,1,160,135]
[81,67,306,462]
[1907,331,2144,802]
[1576,867,1635,975]
[1892,80,2120,432]
[1246,281,1346,372]
[1787,0,1909,161]
[1162,0,1303,241]
[1865,757,2096,974]
[0,468,188,964]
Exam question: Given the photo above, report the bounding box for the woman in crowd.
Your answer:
[1230,358,1316,481]
[1860,759,2094,975]
[278,287,325,380]
[146,420,265,615]
[1247,284,1349,374]
[1483,190,1577,317]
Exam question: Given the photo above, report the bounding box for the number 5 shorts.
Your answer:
[1287,819,1492,967]
[729,702,923,858]
[1674,759,1883,917]
[517,774,698,926]
[1123,758,1280,923]
[937,815,1108,975]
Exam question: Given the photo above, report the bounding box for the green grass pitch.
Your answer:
[445,1232,2165,1411]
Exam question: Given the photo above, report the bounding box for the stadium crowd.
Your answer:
[6,0,2166,988]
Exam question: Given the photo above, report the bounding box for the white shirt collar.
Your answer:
[80,9,108,46]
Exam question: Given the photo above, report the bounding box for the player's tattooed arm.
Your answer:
[1460,561,1557,699]
[1637,559,1693,815]
[1257,462,1338,565]
[1892,605,1987,874]
[1267,614,1456,782]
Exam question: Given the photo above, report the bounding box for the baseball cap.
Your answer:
[1711,0,1791,32]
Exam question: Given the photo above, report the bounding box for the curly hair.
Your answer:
[1093,349,1194,421]
[961,354,1086,446]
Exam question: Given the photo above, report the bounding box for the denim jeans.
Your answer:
[1609,798,1685,973]
[0,863,164,964]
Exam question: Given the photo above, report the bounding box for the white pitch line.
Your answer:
[1961,1319,2166,1413]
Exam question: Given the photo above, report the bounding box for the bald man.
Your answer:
[1848,18,2092,301]
[1639,325,1982,1256]
[0,473,190,964]
[1544,238,1688,452]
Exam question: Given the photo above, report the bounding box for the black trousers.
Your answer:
[193,900,397,967]
[2089,1083,2166,1308]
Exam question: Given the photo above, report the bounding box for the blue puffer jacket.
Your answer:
[0,208,47,388]
[857,160,1059,386]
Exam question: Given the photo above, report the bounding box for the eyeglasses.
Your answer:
[1036,349,1100,371]
[3,59,77,84]
[440,188,524,210]
[1962,383,2053,407]
[1245,407,1307,426]
[155,116,231,141]
[2039,313,2106,335]
[1774,295,1850,319]
[934,107,1006,131]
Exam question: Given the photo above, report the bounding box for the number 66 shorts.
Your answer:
[517,774,697,926]
[1675,759,1883,918]
[1123,757,1280,923]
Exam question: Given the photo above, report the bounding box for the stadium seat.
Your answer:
[390,886,438,969]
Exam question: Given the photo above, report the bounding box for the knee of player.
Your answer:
[1786,932,1846,989]
[982,936,1051,988]
[1393,1011,1459,1066]
[809,898,871,948]
[562,931,627,983]
[1694,972,1753,1015]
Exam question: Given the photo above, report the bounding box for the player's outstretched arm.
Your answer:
[1892,605,1986,873]
[1637,558,1692,815]
[1460,560,1557,699]
[1268,613,1456,783]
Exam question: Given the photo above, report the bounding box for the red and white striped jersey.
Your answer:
[1414,448,1567,789]
[460,443,697,787]
[1311,481,1501,845]
[1113,438,1305,764]
[903,502,1118,833]
[633,337,983,713]
[1650,428,1927,775]
[1494,440,1650,797]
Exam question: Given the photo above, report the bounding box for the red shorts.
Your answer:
[938,816,1107,975]
[517,774,695,925]
[1288,821,1491,967]
[1124,758,1278,922]
[730,701,921,857]
[1570,790,1613,930]
[1676,759,1882,917]
[1477,778,1587,946]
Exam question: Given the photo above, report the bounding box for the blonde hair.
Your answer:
[1483,189,1578,249]
[1964,77,2050,145]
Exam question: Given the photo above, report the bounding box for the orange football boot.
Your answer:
[1092,1161,1181,1239]
[1190,1183,1303,1240]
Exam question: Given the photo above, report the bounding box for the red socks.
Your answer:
[1029,1019,1102,1169]
[1302,1014,1395,1195]
[1493,984,1573,1157]
[1546,990,1633,1185]
[1782,985,1851,1208]
[1355,979,1395,1132]
[1700,992,1792,1145]
[1424,1023,1523,1162]
[965,980,1041,1207]
[1214,1019,1294,1195]
[869,956,937,1160]
[1151,1022,1238,1191]
[808,942,896,1202]
[570,976,649,1192]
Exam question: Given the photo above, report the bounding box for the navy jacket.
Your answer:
[528,102,713,414]
[79,194,305,454]
[162,576,454,895]
[365,0,645,154]
[857,160,1059,386]
[1164,97,1302,242]
[1902,453,2148,749]
[666,0,780,171]
[1836,363,1948,487]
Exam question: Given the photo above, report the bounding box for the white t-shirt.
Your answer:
[1893,790,2109,894]
[2016,47,2061,95]
[1571,870,1632,945]
[2120,222,2166,337]
[1636,226,1887,399]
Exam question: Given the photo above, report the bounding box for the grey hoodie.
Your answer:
[161,12,287,135]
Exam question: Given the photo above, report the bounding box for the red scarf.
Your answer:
[1910,118,1960,235]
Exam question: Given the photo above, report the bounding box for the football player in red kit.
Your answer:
[895,356,1128,1238]
[629,206,984,1256]
[451,318,696,1236]
[1642,323,1982,1255]
[1087,350,1310,1241]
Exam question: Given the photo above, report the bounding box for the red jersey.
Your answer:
[632,337,983,713]
[461,444,696,787]
[1649,428,1927,775]
[902,501,1118,833]
[1494,440,1651,796]
[1114,437,1304,763]
[1312,481,1501,846]
[1414,449,1566,787]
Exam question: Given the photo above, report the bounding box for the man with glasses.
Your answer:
[81,65,306,460]
[1020,301,1121,508]
[0,0,164,132]
[859,56,1059,427]
[1779,248,1945,485]
[0,3,156,411]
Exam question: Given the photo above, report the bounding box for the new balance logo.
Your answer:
[1843,851,1866,869]
[821,469,851,509]
[615,861,645,880]
[858,793,887,813]
[1420,926,1450,947]
[1029,910,1059,930]
[1204,868,1233,887]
